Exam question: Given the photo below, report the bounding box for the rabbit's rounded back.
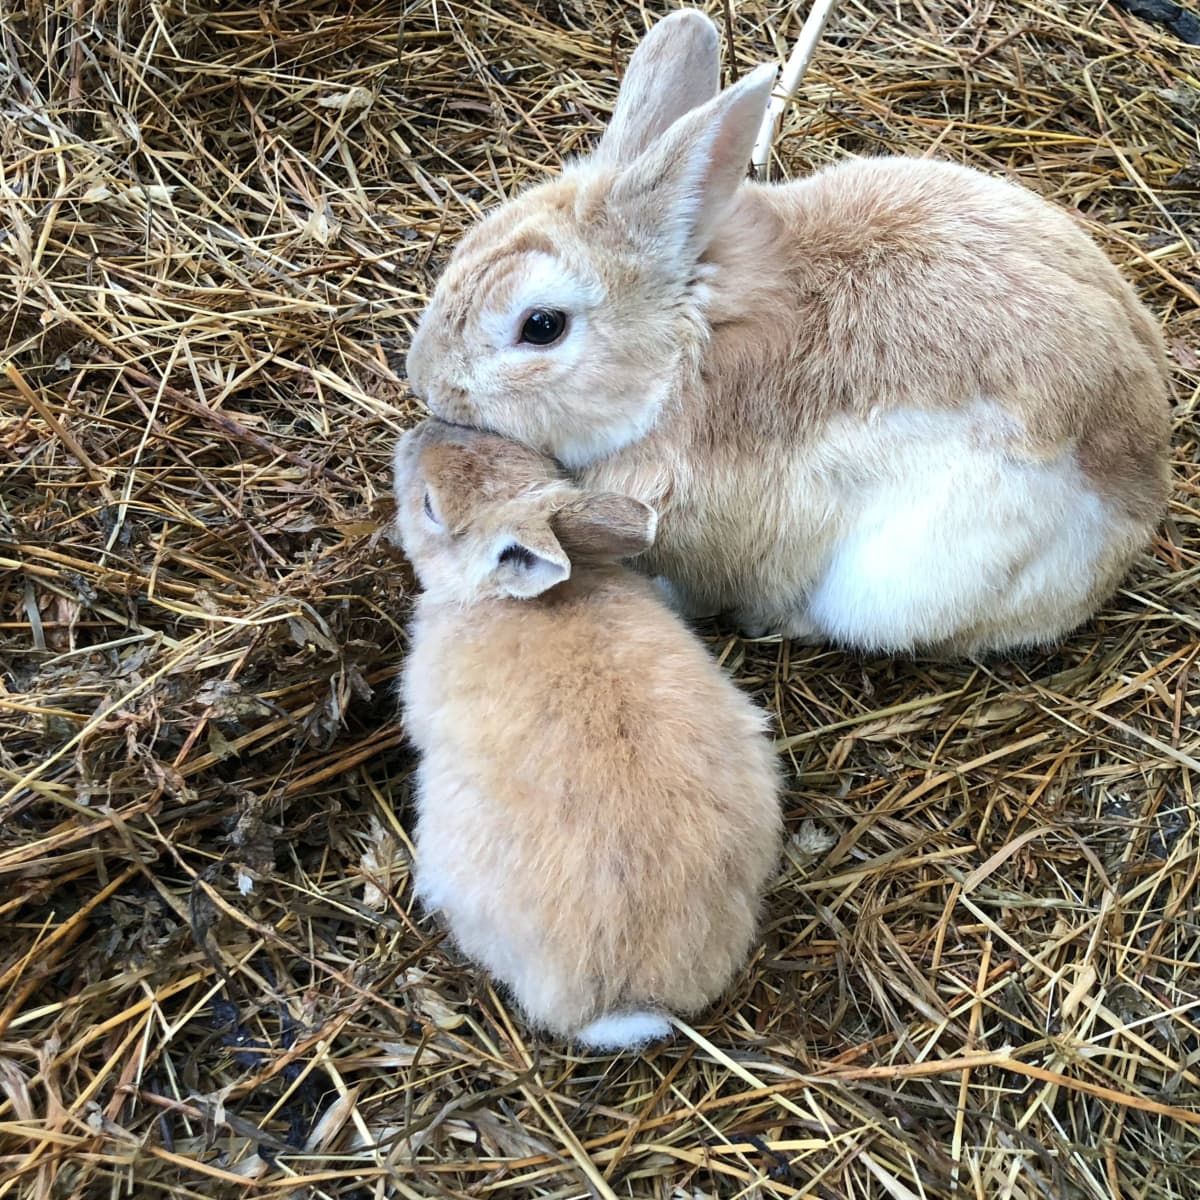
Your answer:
[402,539,782,1039]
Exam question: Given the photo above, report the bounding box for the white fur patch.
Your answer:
[554,375,672,470]
[803,400,1121,651]
[575,1011,673,1051]
[597,398,1136,653]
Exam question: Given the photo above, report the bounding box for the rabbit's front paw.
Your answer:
[733,606,823,645]
[652,576,719,621]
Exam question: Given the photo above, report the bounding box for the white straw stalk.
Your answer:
[750,0,838,176]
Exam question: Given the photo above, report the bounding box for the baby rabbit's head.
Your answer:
[393,420,657,603]
[404,12,775,470]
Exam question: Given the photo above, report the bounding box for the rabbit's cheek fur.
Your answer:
[428,339,673,471]
[504,302,683,467]
[548,377,672,470]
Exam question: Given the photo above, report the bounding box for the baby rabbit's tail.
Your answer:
[575,1011,671,1051]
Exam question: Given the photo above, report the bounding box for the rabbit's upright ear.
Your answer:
[608,63,776,262]
[592,10,721,166]
[552,493,657,561]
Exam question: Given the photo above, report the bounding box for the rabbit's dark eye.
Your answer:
[423,491,437,522]
[519,309,567,346]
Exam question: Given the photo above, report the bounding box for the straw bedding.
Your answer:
[1,1,1198,1196]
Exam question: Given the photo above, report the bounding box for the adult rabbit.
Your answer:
[406,10,1171,654]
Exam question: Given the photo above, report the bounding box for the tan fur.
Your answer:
[394,420,783,1045]
[405,11,1172,655]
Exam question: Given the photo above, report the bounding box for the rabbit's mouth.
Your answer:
[418,383,473,425]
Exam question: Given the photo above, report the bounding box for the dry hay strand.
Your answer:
[1,0,1198,1197]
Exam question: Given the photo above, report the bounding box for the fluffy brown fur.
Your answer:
[393,420,783,1049]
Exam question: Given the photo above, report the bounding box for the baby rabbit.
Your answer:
[394,419,782,1051]
[405,10,1172,656]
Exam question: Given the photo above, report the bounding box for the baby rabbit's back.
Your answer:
[405,571,781,1024]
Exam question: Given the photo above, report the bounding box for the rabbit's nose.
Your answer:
[406,315,447,399]
[404,341,427,399]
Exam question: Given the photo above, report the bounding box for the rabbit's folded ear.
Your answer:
[552,493,657,560]
[593,10,721,166]
[608,62,776,263]
[489,525,571,598]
